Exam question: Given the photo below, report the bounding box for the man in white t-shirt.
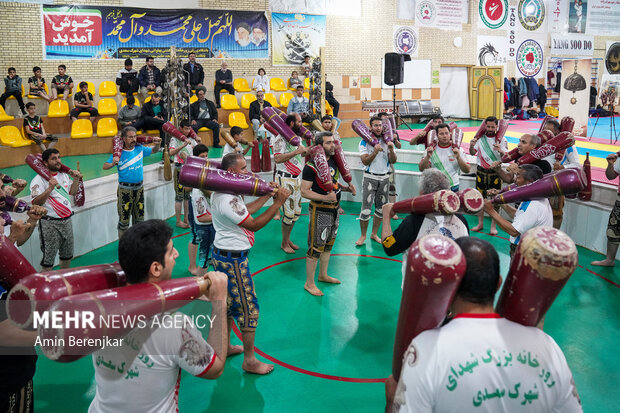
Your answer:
[483,164,553,258]
[469,116,508,235]
[420,123,470,192]
[386,236,583,413]
[168,120,200,229]
[89,220,229,413]
[592,152,620,267]
[29,148,82,271]
[274,113,308,253]
[210,152,290,375]
[356,116,397,246]
[190,186,215,275]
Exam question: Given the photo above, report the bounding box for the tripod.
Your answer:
[589,103,618,143]
[392,85,413,131]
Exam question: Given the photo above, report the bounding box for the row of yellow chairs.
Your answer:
[199,92,310,110]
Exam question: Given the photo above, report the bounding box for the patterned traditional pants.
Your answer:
[117,184,144,231]
[307,201,339,258]
[275,172,301,225]
[39,217,73,267]
[607,193,620,245]
[359,174,389,221]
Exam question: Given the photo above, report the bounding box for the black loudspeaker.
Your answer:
[384,53,404,86]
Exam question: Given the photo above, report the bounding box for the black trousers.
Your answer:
[0,90,25,111]
[214,83,235,106]
[192,119,220,146]
[326,95,340,117]
[135,117,167,146]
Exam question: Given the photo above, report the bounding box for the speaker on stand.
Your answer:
[384,53,412,131]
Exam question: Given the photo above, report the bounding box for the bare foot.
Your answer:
[318,274,341,284]
[273,214,281,221]
[281,244,295,254]
[370,234,382,243]
[288,241,300,250]
[227,345,243,357]
[188,267,201,276]
[591,259,615,267]
[242,359,274,375]
[472,225,483,232]
[355,236,366,246]
[489,228,498,235]
[176,221,190,229]
[304,283,324,296]
[338,207,345,215]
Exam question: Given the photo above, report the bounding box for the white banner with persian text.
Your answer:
[585,0,620,35]
[269,0,361,17]
[415,0,465,31]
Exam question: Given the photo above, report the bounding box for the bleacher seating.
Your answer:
[97,98,118,116]
[279,92,294,108]
[0,105,15,121]
[304,78,310,90]
[221,94,240,110]
[0,125,32,147]
[233,78,251,92]
[99,81,117,97]
[241,94,256,109]
[270,78,287,92]
[264,93,280,108]
[96,118,118,137]
[228,112,249,129]
[121,97,140,108]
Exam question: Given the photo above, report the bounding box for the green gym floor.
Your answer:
[30,202,619,412]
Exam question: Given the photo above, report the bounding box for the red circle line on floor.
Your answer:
[231,254,401,383]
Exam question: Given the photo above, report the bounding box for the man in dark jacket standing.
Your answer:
[214,61,234,108]
[138,56,162,100]
[183,52,204,92]
[190,86,220,148]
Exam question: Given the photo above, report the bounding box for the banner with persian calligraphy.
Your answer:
[271,13,326,66]
[42,5,269,60]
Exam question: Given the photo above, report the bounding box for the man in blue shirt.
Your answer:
[287,85,310,122]
[103,126,161,238]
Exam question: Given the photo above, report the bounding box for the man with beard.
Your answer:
[273,113,308,253]
[356,116,397,246]
[490,133,552,184]
[469,116,507,235]
[30,148,82,270]
[301,132,356,296]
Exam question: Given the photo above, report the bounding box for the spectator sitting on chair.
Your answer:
[70,81,99,121]
[249,89,272,139]
[138,56,162,100]
[325,81,340,118]
[287,85,310,122]
[23,102,57,151]
[253,68,270,93]
[140,93,168,146]
[118,95,141,129]
[190,86,220,148]
[28,66,53,103]
[214,61,234,108]
[288,71,302,89]
[51,64,73,101]
[116,58,139,95]
[183,52,204,91]
[0,67,26,116]
[302,55,312,77]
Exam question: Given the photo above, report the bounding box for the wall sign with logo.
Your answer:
[517,0,546,32]
[393,25,419,57]
[415,0,464,31]
[550,34,594,56]
[478,0,509,29]
[516,39,544,77]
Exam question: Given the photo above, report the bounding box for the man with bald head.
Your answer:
[214,61,234,108]
[491,133,551,184]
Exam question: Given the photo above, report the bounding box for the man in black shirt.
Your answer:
[381,168,469,285]
[190,86,220,148]
[139,93,168,146]
[249,90,272,139]
[23,102,57,151]
[70,82,99,121]
[183,52,204,91]
[300,132,356,296]
[214,61,234,108]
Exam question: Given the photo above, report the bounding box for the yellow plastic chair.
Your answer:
[325,100,334,116]
[0,105,15,121]
[97,98,118,116]
[121,97,140,108]
[0,126,32,147]
[279,92,294,108]
[241,94,257,109]
[189,95,198,104]
[228,112,249,129]
[303,92,310,100]
[264,93,280,108]
[144,96,152,104]
[304,77,310,90]
[96,118,118,137]
[85,81,96,95]
[71,119,93,139]
[6,85,25,101]
[146,130,160,135]
[98,81,117,97]
[233,78,251,92]
[221,94,240,110]
[270,78,287,92]
[28,83,49,99]
[198,127,209,132]
[47,100,69,118]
